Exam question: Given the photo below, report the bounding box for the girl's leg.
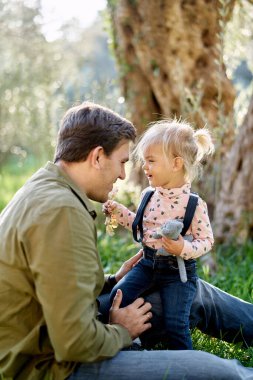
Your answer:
[109,260,154,307]
[160,276,197,350]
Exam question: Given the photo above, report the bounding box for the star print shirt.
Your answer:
[111,183,214,260]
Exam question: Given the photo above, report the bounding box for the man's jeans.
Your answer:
[68,350,253,380]
[67,279,253,379]
[109,251,197,349]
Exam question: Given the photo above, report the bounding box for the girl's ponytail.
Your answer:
[194,129,215,162]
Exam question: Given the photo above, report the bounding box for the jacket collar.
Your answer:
[44,161,97,219]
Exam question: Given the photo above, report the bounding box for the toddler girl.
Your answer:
[103,119,214,350]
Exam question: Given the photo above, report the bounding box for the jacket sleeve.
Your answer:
[24,206,132,363]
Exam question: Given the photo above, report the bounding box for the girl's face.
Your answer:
[142,144,185,189]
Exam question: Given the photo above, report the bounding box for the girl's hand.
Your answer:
[103,200,120,236]
[161,234,184,256]
[102,200,118,215]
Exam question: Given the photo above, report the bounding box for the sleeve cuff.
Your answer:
[180,240,193,260]
[108,274,117,287]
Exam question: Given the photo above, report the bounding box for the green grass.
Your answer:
[192,330,253,367]
[0,155,42,212]
[199,242,253,302]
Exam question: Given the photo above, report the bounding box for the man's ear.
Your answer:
[173,156,184,171]
[88,146,105,169]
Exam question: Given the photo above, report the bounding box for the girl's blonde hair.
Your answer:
[133,119,215,181]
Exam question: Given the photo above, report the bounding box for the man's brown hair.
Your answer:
[54,102,136,162]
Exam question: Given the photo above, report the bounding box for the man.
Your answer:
[0,102,252,380]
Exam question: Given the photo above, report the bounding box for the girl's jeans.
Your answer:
[109,247,197,350]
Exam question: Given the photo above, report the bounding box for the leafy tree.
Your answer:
[0,0,62,164]
[0,2,121,167]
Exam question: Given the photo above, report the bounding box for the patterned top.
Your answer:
[111,183,214,260]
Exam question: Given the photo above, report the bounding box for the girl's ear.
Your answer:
[173,156,184,171]
[88,146,104,169]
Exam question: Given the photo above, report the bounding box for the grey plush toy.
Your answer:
[153,219,193,283]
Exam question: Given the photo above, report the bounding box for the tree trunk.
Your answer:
[109,0,235,134]
[109,0,253,242]
[214,93,253,242]
[108,0,236,195]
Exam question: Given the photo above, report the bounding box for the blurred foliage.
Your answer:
[223,0,253,126]
[0,154,41,211]
[0,0,60,164]
[0,0,124,168]
[0,0,252,170]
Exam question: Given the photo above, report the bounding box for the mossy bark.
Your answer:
[109,0,235,134]
[214,93,253,242]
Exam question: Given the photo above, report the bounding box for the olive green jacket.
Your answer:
[0,162,131,380]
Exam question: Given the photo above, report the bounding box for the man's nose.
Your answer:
[119,166,126,180]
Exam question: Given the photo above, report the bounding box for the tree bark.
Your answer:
[108,0,236,192]
[214,93,253,242]
[109,0,236,135]
[109,0,253,241]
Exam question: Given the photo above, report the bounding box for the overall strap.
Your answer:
[181,193,199,236]
[132,190,155,242]
[132,189,199,242]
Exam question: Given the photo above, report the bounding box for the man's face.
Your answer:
[91,140,130,203]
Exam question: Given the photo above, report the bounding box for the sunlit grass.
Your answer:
[192,329,253,367]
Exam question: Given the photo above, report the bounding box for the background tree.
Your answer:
[0,0,120,210]
[108,0,235,138]
[108,0,253,241]
[0,0,60,164]
[214,93,253,242]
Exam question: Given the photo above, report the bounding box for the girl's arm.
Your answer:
[103,188,151,233]
[180,197,214,260]
[161,197,214,259]
[103,200,136,231]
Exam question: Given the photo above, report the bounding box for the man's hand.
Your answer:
[115,250,143,282]
[109,289,152,339]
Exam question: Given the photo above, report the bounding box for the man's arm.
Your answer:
[27,206,151,362]
[103,249,143,293]
[26,206,133,362]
